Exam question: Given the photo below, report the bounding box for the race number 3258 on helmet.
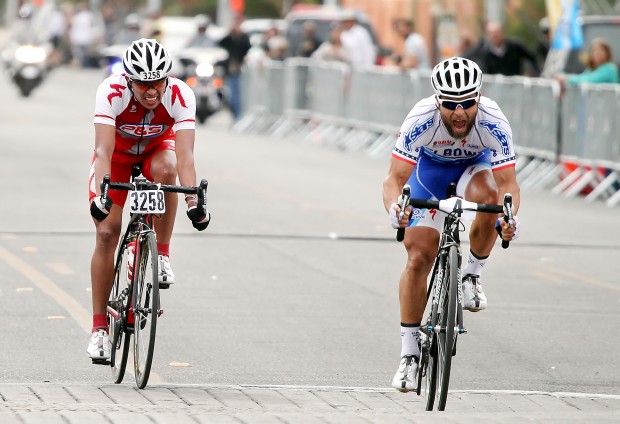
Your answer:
[431,57,482,99]
[122,38,173,81]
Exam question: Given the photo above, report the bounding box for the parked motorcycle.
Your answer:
[176,47,229,124]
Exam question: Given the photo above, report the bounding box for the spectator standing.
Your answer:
[311,23,351,63]
[480,21,539,76]
[69,1,99,67]
[186,14,217,48]
[340,11,376,66]
[392,18,429,70]
[218,14,252,122]
[296,22,321,58]
[558,38,620,87]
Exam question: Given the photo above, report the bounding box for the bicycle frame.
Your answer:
[397,183,511,411]
[102,166,209,388]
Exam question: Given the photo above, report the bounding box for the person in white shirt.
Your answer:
[393,18,430,70]
[340,12,376,66]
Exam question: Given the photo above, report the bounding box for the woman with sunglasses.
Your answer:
[86,38,210,361]
[382,56,521,392]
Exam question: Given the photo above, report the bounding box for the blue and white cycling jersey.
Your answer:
[392,95,516,170]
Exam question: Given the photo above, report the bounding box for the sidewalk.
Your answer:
[1,383,619,423]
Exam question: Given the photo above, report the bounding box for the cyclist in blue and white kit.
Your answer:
[382,57,521,392]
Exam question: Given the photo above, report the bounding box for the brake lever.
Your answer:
[396,185,411,242]
[501,193,513,249]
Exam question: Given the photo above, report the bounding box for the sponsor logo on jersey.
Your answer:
[479,120,510,155]
[433,140,454,146]
[119,124,165,137]
[404,117,434,152]
[460,139,467,147]
[130,105,137,113]
[107,84,126,104]
[171,84,187,108]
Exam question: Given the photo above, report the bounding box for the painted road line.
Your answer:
[0,246,163,384]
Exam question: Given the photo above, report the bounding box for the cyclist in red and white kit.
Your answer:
[87,39,210,361]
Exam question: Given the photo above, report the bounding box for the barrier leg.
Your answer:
[551,167,583,195]
[563,170,596,198]
[605,189,620,207]
[531,163,564,190]
[584,171,619,202]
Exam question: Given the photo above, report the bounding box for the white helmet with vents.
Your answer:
[431,57,482,99]
[123,38,172,81]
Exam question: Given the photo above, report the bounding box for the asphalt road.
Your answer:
[0,66,619,421]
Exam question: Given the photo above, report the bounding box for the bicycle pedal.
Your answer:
[91,358,111,366]
[159,282,171,289]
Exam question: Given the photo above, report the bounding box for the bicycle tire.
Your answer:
[422,252,445,411]
[133,231,159,389]
[420,331,438,411]
[436,245,459,411]
[109,241,132,384]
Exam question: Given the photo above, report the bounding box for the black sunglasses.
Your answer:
[437,96,479,111]
[131,78,167,90]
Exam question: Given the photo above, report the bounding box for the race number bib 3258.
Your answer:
[129,190,165,214]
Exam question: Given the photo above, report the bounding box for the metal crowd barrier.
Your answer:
[234,59,620,207]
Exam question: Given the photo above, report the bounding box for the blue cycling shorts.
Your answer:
[406,147,492,231]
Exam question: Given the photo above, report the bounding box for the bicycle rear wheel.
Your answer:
[133,231,159,389]
[435,245,459,411]
[109,241,132,383]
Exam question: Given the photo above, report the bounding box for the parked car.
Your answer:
[284,5,388,64]
[542,15,620,77]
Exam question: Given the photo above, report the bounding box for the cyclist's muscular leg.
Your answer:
[91,205,123,315]
[400,227,440,323]
[465,170,499,256]
[149,150,178,244]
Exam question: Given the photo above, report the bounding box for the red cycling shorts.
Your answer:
[88,140,175,207]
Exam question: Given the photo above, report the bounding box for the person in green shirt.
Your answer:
[556,38,619,92]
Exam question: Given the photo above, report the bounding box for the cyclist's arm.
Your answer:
[93,123,116,196]
[174,129,198,188]
[383,156,415,212]
[492,166,520,214]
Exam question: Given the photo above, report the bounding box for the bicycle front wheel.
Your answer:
[109,240,132,384]
[436,245,459,411]
[132,231,160,389]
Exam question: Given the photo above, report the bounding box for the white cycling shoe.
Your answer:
[463,274,487,312]
[158,255,176,288]
[87,329,110,362]
[392,355,419,392]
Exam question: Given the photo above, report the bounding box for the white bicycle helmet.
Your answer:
[431,57,482,99]
[123,38,172,81]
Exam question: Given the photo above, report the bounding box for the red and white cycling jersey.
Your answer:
[93,74,196,156]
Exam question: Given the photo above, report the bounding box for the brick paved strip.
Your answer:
[207,388,261,410]
[0,385,41,403]
[274,388,334,411]
[30,385,77,405]
[312,390,369,410]
[242,388,298,410]
[171,387,225,408]
[139,387,191,406]
[106,411,158,424]
[348,391,408,411]
[17,411,66,424]
[60,411,111,424]
[100,385,154,405]
[64,385,115,404]
[193,414,243,424]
